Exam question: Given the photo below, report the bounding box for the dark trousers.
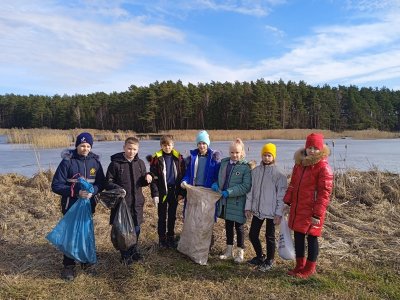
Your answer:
[249,216,276,261]
[157,187,178,239]
[294,231,319,262]
[225,220,245,248]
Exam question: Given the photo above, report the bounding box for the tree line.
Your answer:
[0,79,399,132]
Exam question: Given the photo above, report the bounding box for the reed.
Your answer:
[2,128,399,148]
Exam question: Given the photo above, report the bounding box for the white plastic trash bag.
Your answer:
[177,185,221,265]
[278,216,296,260]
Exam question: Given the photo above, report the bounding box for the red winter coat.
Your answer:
[283,146,333,236]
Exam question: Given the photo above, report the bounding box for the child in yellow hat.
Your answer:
[245,143,288,271]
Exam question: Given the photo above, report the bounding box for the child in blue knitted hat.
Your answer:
[51,132,105,281]
[180,130,221,251]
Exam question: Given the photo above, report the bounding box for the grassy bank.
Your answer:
[1,128,399,149]
[0,170,399,299]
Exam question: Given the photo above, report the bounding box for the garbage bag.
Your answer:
[177,185,221,265]
[46,178,96,263]
[95,188,126,209]
[278,216,295,260]
[111,198,136,251]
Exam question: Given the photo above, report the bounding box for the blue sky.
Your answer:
[1,0,400,95]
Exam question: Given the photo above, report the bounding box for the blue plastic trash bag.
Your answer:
[46,177,97,264]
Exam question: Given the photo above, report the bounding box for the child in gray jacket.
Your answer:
[245,143,288,271]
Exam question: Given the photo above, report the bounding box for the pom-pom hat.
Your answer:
[75,132,93,148]
[261,143,276,159]
[305,133,324,150]
[196,130,210,146]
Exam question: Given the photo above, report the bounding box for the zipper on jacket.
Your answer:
[257,166,266,214]
[291,167,306,229]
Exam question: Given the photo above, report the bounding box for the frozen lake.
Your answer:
[0,135,399,177]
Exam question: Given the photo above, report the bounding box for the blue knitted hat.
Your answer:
[75,132,93,148]
[196,130,210,146]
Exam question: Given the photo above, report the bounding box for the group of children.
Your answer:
[51,130,333,281]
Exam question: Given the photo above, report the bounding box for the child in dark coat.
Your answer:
[105,137,153,265]
[150,135,186,248]
[51,132,105,281]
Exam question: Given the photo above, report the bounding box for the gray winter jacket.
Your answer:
[245,163,287,219]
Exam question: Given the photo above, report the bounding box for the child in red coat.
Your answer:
[283,133,334,279]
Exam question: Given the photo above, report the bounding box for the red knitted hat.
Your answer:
[305,133,324,150]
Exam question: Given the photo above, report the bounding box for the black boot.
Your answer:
[61,265,76,281]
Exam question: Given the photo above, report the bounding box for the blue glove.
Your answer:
[211,182,219,192]
[221,190,229,198]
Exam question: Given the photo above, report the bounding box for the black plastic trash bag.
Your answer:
[111,198,136,251]
[95,188,126,209]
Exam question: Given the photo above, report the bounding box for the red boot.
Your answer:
[295,260,317,279]
[287,257,306,276]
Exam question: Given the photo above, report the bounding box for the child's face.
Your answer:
[197,142,208,155]
[124,143,139,160]
[262,152,274,165]
[76,143,91,157]
[306,146,320,156]
[230,145,243,162]
[161,142,174,154]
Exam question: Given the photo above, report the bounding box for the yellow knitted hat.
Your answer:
[261,143,276,159]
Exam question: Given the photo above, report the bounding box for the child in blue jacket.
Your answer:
[51,132,105,281]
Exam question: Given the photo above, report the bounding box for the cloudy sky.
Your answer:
[1,0,400,95]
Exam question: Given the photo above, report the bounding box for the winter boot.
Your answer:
[61,265,76,281]
[167,236,178,249]
[287,257,306,276]
[234,248,244,263]
[295,260,317,279]
[219,245,234,260]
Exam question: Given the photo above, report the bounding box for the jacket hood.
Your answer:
[61,149,100,160]
[110,152,139,163]
[294,145,330,166]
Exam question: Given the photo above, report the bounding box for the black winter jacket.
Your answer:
[51,149,105,214]
[105,152,150,225]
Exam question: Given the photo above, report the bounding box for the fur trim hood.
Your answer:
[294,145,331,167]
[61,149,100,161]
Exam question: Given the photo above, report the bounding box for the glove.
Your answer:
[153,197,159,208]
[282,204,290,215]
[211,182,219,192]
[221,190,229,198]
[181,181,187,189]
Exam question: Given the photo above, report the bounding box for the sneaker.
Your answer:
[159,239,168,249]
[61,265,76,281]
[81,263,97,276]
[120,257,134,266]
[167,236,178,249]
[259,260,274,272]
[247,255,265,266]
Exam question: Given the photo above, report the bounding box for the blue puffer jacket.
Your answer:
[182,148,221,188]
[51,149,105,214]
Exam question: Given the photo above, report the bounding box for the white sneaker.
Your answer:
[219,245,233,260]
[234,248,244,263]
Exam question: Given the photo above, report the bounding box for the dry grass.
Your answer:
[2,128,399,149]
[0,169,399,299]
[4,128,137,149]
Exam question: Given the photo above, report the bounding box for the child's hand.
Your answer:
[273,215,282,225]
[245,210,252,219]
[177,195,184,202]
[311,217,320,225]
[282,204,290,215]
[221,190,229,198]
[145,174,153,184]
[79,190,93,199]
[211,182,219,192]
[181,181,187,189]
[153,197,159,208]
